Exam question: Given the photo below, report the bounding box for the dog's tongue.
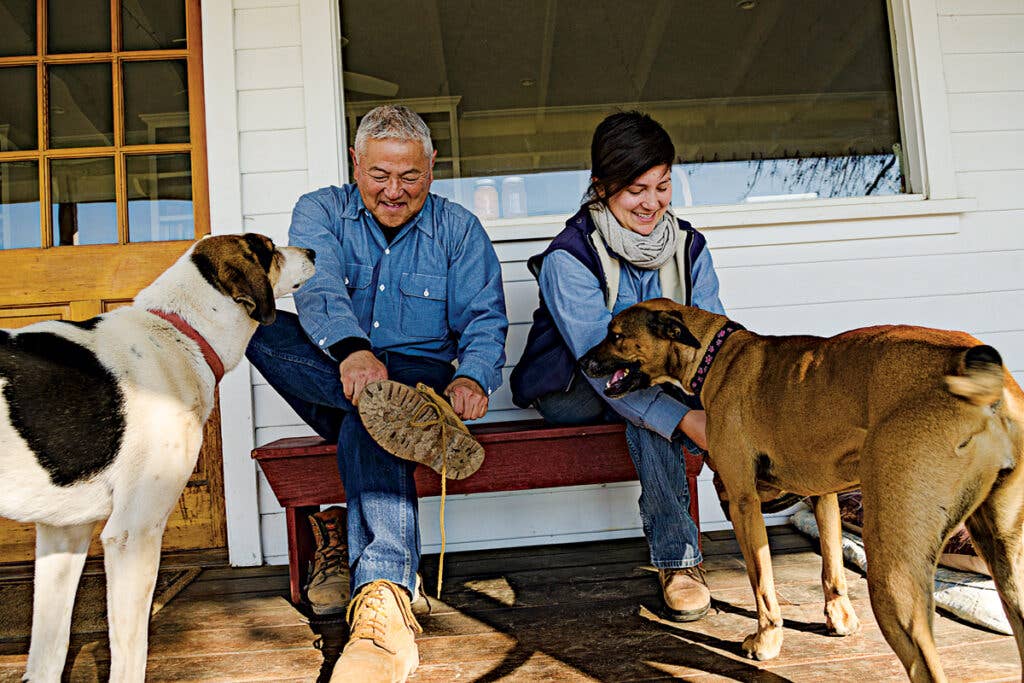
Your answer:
[610,369,627,385]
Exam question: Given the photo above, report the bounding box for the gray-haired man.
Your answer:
[247,105,508,681]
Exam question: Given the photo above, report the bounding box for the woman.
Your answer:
[510,111,722,622]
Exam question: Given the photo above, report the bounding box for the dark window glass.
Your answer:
[0,160,41,249]
[0,67,38,151]
[122,0,186,51]
[50,157,116,246]
[0,1,36,57]
[126,153,193,242]
[49,63,114,148]
[47,0,110,54]
[342,0,903,217]
[123,60,189,145]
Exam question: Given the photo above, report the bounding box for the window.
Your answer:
[0,0,206,250]
[340,0,904,219]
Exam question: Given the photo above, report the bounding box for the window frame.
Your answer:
[0,0,210,249]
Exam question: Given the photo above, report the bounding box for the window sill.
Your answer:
[482,195,977,246]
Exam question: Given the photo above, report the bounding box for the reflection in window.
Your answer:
[122,0,186,51]
[50,157,117,246]
[123,60,190,145]
[0,1,36,57]
[126,153,193,242]
[0,161,41,249]
[0,66,38,151]
[47,0,110,54]
[342,0,903,217]
[49,63,114,149]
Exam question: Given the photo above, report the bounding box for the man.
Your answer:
[247,105,508,682]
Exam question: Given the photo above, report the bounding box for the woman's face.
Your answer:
[604,164,672,236]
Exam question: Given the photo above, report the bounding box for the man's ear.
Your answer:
[650,310,700,347]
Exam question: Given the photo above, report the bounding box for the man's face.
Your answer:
[351,138,436,229]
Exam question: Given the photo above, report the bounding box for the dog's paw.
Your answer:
[825,596,861,636]
[741,627,783,661]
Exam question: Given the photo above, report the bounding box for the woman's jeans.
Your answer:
[246,311,454,597]
[535,373,704,569]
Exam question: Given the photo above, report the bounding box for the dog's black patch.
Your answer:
[243,233,274,271]
[61,316,101,331]
[0,331,125,486]
[965,344,1001,368]
[191,250,226,296]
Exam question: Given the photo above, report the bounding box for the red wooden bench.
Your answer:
[252,419,704,604]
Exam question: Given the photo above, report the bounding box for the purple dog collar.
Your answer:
[688,320,745,399]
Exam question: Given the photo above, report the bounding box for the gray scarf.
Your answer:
[589,203,678,269]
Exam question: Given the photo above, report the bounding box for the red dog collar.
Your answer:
[148,309,225,384]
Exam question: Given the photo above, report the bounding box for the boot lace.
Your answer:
[664,564,707,586]
[346,580,422,650]
[308,519,346,586]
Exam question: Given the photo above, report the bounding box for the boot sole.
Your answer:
[359,380,484,480]
[661,601,710,623]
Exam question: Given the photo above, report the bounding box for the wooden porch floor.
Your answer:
[0,528,1018,682]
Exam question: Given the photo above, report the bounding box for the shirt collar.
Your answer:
[341,185,435,238]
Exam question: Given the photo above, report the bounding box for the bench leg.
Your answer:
[286,505,319,605]
[684,450,704,552]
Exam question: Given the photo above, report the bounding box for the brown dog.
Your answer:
[580,298,1024,682]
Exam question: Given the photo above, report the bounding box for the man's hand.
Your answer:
[678,409,708,451]
[339,350,387,405]
[445,377,488,421]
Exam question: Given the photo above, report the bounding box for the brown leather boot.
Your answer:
[659,565,711,622]
[306,506,350,616]
[329,580,421,683]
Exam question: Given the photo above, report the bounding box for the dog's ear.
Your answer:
[192,236,277,325]
[650,310,700,347]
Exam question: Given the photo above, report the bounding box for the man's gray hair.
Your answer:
[353,105,434,160]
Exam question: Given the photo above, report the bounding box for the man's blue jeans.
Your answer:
[535,373,703,569]
[247,311,454,597]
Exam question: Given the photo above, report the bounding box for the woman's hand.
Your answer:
[678,410,708,450]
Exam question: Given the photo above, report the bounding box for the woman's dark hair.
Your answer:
[585,111,675,207]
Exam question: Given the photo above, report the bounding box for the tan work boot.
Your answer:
[329,580,422,683]
[358,380,484,480]
[659,565,711,622]
[305,506,350,616]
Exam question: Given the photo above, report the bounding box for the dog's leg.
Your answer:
[810,494,860,636]
[965,466,1024,669]
[25,522,94,683]
[727,485,785,660]
[101,513,167,683]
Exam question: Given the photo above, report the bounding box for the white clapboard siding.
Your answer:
[238,0,1024,564]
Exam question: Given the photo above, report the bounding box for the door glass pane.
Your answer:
[49,63,114,148]
[123,0,186,51]
[0,67,38,151]
[127,153,193,242]
[50,157,117,246]
[47,0,110,54]
[123,60,190,145]
[0,1,36,57]
[0,161,41,250]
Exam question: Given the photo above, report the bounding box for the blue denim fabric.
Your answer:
[287,184,507,395]
[536,374,703,568]
[247,311,455,597]
[538,246,725,440]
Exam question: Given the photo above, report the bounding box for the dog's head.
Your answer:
[191,233,316,325]
[579,299,725,398]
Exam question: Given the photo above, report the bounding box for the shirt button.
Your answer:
[423,289,430,296]
[379,284,385,291]
[384,248,390,255]
[344,277,349,285]
[318,338,325,346]
[373,321,380,329]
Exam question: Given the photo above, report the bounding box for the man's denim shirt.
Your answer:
[289,184,508,396]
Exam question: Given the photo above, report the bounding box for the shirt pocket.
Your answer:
[344,263,373,319]
[399,272,448,338]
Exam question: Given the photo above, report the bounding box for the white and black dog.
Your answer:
[0,233,314,682]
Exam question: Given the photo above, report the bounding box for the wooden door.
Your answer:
[0,0,225,562]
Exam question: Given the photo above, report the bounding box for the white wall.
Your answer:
[227,0,1024,565]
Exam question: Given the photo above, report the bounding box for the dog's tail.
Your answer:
[945,345,1004,406]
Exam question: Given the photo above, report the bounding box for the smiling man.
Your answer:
[246,105,508,682]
